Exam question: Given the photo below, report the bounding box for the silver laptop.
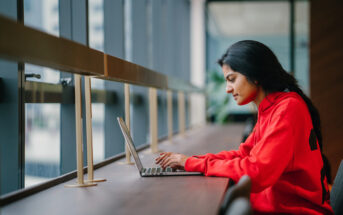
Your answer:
[117,117,203,177]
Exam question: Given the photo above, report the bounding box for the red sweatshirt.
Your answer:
[185,92,333,214]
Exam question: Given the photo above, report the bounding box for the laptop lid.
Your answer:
[117,117,144,172]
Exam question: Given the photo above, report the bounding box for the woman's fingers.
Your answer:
[160,156,173,168]
[161,154,180,168]
[155,152,188,169]
[155,152,170,164]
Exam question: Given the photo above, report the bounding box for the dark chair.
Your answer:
[218,175,252,215]
[331,160,343,215]
[225,197,252,215]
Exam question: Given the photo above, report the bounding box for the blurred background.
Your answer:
[206,0,309,123]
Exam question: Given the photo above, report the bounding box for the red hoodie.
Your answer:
[185,92,333,214]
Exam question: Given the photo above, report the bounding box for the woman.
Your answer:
[155,40,333,214]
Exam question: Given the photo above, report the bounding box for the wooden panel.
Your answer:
[0,15,202,93]
[310,0,343,179]
[0,15,104,76]
[0,124,245,215]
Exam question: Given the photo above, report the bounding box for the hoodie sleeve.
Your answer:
[185,129,256,170]
[185,101,298,193]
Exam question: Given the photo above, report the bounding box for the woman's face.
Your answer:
[222,64,258,105]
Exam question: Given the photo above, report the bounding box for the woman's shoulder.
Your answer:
[272,92,308,116]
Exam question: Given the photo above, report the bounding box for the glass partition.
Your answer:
[294,1,309,95]
[88,0,105,162]
[24,0,61,188]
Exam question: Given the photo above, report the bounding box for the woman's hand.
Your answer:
[155,152,189,170]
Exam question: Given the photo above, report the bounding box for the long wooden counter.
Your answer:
[0,124,245,215]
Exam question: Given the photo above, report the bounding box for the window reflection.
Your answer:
[25,103,60,187]
[294,1,309,95]
[24,0,60,84]
[89,0,105,162]
[24,0,61,187]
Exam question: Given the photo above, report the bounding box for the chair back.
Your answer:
[218,175,252,215]
[225,197,252,215]
[331,160,343,215]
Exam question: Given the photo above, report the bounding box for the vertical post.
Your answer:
[167,90,173,141]
[75,74,84,184]
[178,91,185,135]
[124,83,134,164]
[289,0,295,75]
[149,88,158,153]
[190,0,206,127]
[65,74,96,187]
[84,76,106,183]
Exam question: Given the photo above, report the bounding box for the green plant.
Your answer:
[206,69,230,124]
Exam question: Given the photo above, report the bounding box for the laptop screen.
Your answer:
[117,117,144,172]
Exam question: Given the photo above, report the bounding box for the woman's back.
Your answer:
[249,92,332,214]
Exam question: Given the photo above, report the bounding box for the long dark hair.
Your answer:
[218,40,329,179]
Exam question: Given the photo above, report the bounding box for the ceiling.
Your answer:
[207,1,308,37]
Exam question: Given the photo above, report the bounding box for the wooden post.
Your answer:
[84,76,106,183]
[178,91,185,135]
[167,90,173,141]
[65,74,96,187]
[149,88,158,153]
[123,83,134,164]
[188,93,192,129]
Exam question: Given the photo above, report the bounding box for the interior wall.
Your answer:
[310,0,343,179]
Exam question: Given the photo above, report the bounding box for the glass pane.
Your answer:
[24,0,59,36]
[89,0,105,162]
[25,103,60,187]
[24,0,60,84]
[206,1,290,119]
[295,1,309,95]
[89,0,104,52]
[92,103,105,163]
[24,0,61,187]
[25,64,60,84]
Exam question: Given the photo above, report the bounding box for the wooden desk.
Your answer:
[0,124,244,215]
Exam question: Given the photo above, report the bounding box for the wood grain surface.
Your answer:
[0,124,244,215]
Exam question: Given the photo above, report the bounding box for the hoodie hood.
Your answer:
[258,91,301,113]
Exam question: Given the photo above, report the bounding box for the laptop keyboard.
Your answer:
[142,167,174,175]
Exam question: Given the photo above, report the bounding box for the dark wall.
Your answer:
[310,0,343,179]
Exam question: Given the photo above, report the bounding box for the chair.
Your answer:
[331,160,343,215]
[218,175,252,215]
[225,197,252,215]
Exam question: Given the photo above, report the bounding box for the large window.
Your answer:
[0,0,192,197]
[24,0,61,188]
[88,0,105,163]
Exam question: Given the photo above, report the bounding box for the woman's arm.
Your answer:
[192,132,256,160]
[155,128,256,169]
[185,102,300,193]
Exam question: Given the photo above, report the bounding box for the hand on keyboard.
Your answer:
[155,152,189,170]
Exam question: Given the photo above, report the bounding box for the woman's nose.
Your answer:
[226,83,233,94]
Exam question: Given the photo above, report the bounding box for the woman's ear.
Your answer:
[254,80,258,85]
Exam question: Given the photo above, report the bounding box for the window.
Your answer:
[88,0,105,162]
[294,1,309,95]
[24,0,61,188]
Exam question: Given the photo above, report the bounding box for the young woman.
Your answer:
[155,40,333,214]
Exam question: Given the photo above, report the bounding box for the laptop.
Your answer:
[117,117,203,177]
